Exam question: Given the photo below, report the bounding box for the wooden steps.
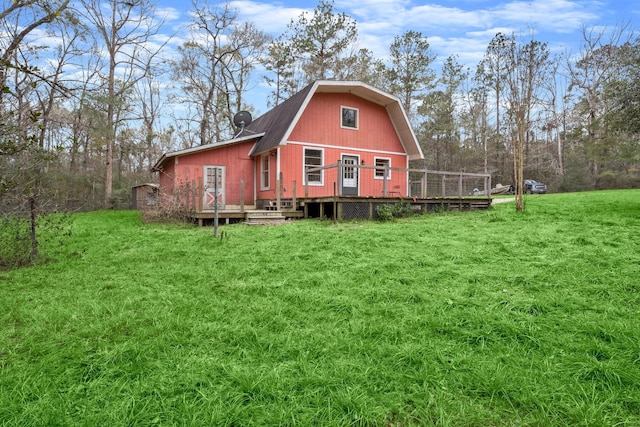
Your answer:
[244,210,286,225]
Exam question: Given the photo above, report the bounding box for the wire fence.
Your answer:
[416,170,491,198]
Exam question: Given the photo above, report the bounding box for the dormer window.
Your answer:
[341,106,358,129]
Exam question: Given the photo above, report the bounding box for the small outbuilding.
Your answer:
[131,183,159,210]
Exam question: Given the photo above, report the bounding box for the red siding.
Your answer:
[158,91,413,206]
[279,93,409,198]
[159,141,255,206]
[289,93,406,152]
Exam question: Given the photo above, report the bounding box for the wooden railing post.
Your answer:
[337,160,343,196]
[195,178,201,211]
[292,180,296,210]
[382,165,389,196]
[423,168,428,198]
[276,172,282,211]
[240,179,244,212]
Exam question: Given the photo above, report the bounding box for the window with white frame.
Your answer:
[261,154,270,189]
[374,157,391,179]
[341,106,358,129]
[304,148,323,185]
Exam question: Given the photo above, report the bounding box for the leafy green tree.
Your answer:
[419,55,468,170]
[387,30,436,121]
[262,37,299,107]
[338,48,389,89]
[286,0,358,83]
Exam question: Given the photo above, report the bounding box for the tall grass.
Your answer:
[1,190,639,426]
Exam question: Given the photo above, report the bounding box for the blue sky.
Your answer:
[156,0,637,61]
[154,0,637,114]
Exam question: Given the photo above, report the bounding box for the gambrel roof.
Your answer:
[245,80,423,160]
[153,80,423,171]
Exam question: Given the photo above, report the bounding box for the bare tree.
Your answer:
[132,60,166,181]
[0,0,70,101]
[566,24,631,188]
[220,21,270,123]
[467,62,493,174]
[0,0,72,266]
[479,33,514,183]
[539,57,567,178]
[171,2,246,145]
[503,35,551,211]
[79,0,164,208]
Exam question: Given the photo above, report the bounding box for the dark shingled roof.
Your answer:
[243,83,314,156]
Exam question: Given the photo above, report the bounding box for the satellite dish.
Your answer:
[233,111,252,129]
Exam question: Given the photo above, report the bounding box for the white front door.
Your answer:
[203,166,225,210]
[341,154,359,196]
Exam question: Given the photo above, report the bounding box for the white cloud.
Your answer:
[229,0,309,34]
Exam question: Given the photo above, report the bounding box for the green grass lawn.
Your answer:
[1,190,639,426]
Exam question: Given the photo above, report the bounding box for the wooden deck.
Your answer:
[190,196,492,225]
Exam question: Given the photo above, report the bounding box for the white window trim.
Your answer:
[374,157,391,179]
[303,147,324,186]
[340,106,359,130]
[260,154,270,190]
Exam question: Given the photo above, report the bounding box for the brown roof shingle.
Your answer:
[244,83,314,155]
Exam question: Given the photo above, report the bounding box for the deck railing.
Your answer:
[171,165,492,213]
[304,163,491,199]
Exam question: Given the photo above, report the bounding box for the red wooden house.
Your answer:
[152,80,429,221]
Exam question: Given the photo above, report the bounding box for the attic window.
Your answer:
[341,106,358,129]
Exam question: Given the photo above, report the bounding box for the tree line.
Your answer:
[1,0,639,264]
